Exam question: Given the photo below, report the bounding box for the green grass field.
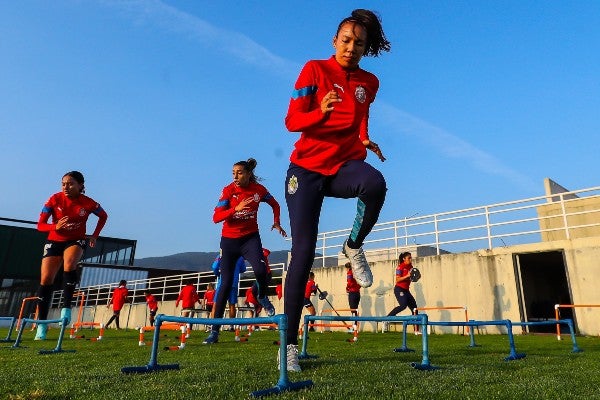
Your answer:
[1,325,600,400]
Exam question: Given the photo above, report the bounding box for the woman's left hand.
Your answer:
[363,140,386,162]
[272,223,288,237]
[88,236,97,248]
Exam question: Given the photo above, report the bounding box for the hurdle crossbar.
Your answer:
[121,314,313,397]
[300,314,437,370]
[414,306,469,334]
[554,304,600,340]
[12,317,75,354]
[514,319,581,353]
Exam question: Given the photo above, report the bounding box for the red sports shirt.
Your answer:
[111,286,128,311]
[305,279,317,299]
[213,182,280,238]
[203,289,215,306]
[395,262,413,290]
[176,284,199,309]
[285,56,379,175]
[38,192,108,241]
[346,270,361,293]
[145,294,158,311]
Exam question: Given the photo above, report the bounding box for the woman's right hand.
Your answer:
[234,197,254,212]
[55,216,69,231]
[321,90,342,114]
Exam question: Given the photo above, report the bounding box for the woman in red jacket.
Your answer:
[35,171,108,340]
[204,158,287,344]
[282,9,390,371]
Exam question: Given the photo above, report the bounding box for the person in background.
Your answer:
[34,170,108,340]
[385,252,418,332]
[176,279,200,331]
[106,280,128,330]
[211,255,246,332]
[304,271,318,331]
[144,290,158,327]
[282,9,391,371]
[345,262,361,332]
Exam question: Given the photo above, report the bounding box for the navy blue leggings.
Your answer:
[284,160,386,344]
[388,286,417,316]
[212,232,267,332]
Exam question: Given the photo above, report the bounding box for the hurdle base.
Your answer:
[250,379,314,398]
[121,363,180,374]
[572,347,583,353]
[393,346,415,353]
[39,348,76,355]
[410,362,440,371]
[297,353,318,360]
[504,353,526,361]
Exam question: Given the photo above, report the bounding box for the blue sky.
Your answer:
[1,1,599,258]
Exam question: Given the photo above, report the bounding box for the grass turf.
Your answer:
[1,326,600,399]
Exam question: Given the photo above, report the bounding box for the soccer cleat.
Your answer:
[258,296,276,317]
[34,324,48,340]
[342,240,373,288]
[277,344,301,372]
[60,307,71,325]
[202,331,219,344]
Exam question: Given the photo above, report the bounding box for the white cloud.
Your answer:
[102,0,300,78]
[375,101,536,190]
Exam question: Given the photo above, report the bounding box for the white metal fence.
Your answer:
[52,263,285,309]
[310,186,600,267]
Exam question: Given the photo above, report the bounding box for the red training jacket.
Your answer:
[285,55,379,175]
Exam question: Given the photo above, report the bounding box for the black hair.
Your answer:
[63,171,85,193]
[234,158,260,183]
[119,280,127,286]
[399,252,412,263]
[336,9,391,57]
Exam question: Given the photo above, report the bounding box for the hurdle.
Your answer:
[122,314,313,397]
[17,296,39,330]
[514,319,581,353]
[11,317,74,354]
[299,314,437,371]
[137,323,187,347]
[234,306,277,341]
[554,304,600,340]
[0,316,17,342]
[414,306,470,334]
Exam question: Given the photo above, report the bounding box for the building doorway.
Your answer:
[514,251,573,333]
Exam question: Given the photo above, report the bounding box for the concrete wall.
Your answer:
[538,195,600,241]
[55,237,600,336]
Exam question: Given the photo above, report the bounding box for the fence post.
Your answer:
[485,205,492,249]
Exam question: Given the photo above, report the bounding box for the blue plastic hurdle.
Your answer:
[121,313,313,398]
[397,318,581,362]
[12,317,74,354]
[0,316,17,343]
[300,314,437,370]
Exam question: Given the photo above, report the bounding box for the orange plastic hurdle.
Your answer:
[70,291,104,340]
[413,306,470,334]
[554,304,600,340]
[17,296,39,330]
[138,323,188,349]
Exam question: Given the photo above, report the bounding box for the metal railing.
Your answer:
[309,186,600,267]
[51,263,285,309]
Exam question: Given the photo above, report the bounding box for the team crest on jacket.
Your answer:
[253,193,260,202]
[355,85,366,103]
[287,175,298,195]
[78,208,86,216]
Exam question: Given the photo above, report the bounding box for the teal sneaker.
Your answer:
[34,324,48,340]
[202,331,219,344]
[60,308,72,325]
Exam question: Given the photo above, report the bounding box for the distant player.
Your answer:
[385,252,418,331]
[144,290,158,326]
[106,280,128,329]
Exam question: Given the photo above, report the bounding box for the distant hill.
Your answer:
[134,250,290,272]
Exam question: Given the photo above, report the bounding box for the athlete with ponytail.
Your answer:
[204,158,286,344]
[35,171,107,340]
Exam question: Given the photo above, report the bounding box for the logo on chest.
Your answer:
[355,85,366,104]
